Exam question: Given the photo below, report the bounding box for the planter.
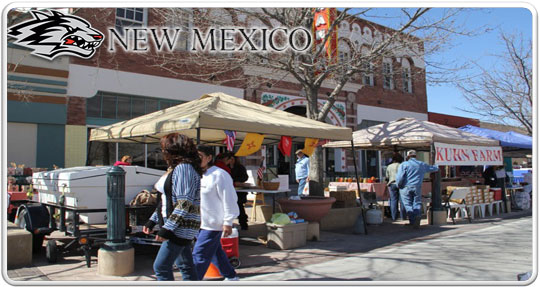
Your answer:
[276,196,336,222]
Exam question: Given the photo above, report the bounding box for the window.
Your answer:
[86,92,183,120]
[362,62,374,86]
[167,9,192,51]
[115,8,146,35]
[401,60,413,93]
[383,58,394,90]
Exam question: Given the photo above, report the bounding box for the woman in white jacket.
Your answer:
[192,145,240,280]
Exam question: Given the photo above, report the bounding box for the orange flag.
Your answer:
[302,138,319,156]
[235,133,265,156]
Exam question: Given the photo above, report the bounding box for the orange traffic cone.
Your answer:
[204,263,223,280]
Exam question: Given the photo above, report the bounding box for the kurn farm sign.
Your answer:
[434,142,503,166]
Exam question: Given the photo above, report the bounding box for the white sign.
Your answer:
[434,142,503,166]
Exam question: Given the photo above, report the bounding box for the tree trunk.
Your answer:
[304,87,325,196]
[308,146,324,196]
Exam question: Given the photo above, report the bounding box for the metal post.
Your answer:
[351,141,367,235]
[103,166,130,251]
[197,128,201,145]
[430,144,443,213]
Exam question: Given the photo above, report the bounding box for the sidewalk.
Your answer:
[5,209,533,283]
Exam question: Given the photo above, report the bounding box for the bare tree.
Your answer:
[456,31,532,135]
[133,7,475,195]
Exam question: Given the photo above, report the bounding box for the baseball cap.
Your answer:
[295,149,304,155]
[406,150,416,157]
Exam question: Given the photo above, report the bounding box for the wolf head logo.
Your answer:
[8,10,104,60]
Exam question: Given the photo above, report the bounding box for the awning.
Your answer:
[89,92,352,144]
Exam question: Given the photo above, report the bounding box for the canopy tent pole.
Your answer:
[144,136,148,168]
[430,143,443,224]
[196,128,201,145]
[351,141,367,235]
[115,143,119,162]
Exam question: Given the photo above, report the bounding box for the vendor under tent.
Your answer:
[89,92,352,145]
[323,117,502,225]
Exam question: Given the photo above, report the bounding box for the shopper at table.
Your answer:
[396,150,439,228]
[228,154,250,230]
[193,145,240,281]
[482,166,497,187]
[143,133,202,281]
[295,149,310,196]
[386,152,406,221]
[215,152,233,175]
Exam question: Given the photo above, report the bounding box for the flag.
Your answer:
[223,130,236,151]
[278,136,292,156]
[257,163,266,180]
[302,138,319,156]
[316,139,330,147]
[235,133,265,156]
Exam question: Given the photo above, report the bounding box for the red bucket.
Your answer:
[490,188,502,201]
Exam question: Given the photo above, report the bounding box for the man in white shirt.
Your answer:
[192,146,240,281]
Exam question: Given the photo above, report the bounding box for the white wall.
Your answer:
[68,64,244,100]
[356,104,428,124]
[7,122,37,167]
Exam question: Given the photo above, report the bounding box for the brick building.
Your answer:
[7,8,430,179]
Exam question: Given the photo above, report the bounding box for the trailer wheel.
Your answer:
[46,240,58,263]
[229,257,241,268]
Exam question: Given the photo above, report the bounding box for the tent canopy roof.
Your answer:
[459,125,532,149]
[89,92,352,144]
[323,117,500,150]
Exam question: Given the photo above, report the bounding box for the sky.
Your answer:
[360,7,533,121]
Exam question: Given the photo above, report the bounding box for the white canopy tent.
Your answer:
[89,92,352,145]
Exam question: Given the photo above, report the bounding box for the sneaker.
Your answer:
[224,276,239,281]
[413,216,421,229]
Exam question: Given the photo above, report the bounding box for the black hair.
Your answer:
[197,145,215,167]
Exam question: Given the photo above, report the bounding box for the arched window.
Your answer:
[401,59,413,93]
[383,57,394,90]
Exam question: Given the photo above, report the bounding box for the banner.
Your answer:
[278,136,292,156]
[434,142,503,166]
[302,138,319,156]
[235,133,265,156]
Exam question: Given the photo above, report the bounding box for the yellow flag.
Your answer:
[235,133,265,156]
[302,138,319,156]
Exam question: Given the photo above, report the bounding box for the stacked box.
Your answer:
[484,189,493,202]
[464,187,474,204]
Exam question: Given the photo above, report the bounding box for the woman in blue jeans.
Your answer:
[193,146,240,281]
[386,153,406,221]
[143,133,203,281]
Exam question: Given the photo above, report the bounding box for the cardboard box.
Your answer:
[266,222,308,250]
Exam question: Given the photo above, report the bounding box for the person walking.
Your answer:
[193,146,240,281]
[228,155,250,230]
[396,150,439,228]
[143,133,202,281]
[386,153,406,221]
[294,149,310,196]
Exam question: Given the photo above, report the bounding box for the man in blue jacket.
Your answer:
[295,149,310,196]
[396,150,439,228]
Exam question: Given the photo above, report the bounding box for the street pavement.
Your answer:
[5,209,534,285]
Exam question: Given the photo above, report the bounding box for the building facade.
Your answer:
[7,8,429,178]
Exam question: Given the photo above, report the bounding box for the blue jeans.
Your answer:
[192,229,236,280]
[297,178,307,196]
[153,240,197,281]
[389,183,407,221]
[399,186,422,224]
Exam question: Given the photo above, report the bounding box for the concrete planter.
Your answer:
[277,196,336,222]
[320,207,363,230]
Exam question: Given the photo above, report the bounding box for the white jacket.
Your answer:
[200,165,239,231]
